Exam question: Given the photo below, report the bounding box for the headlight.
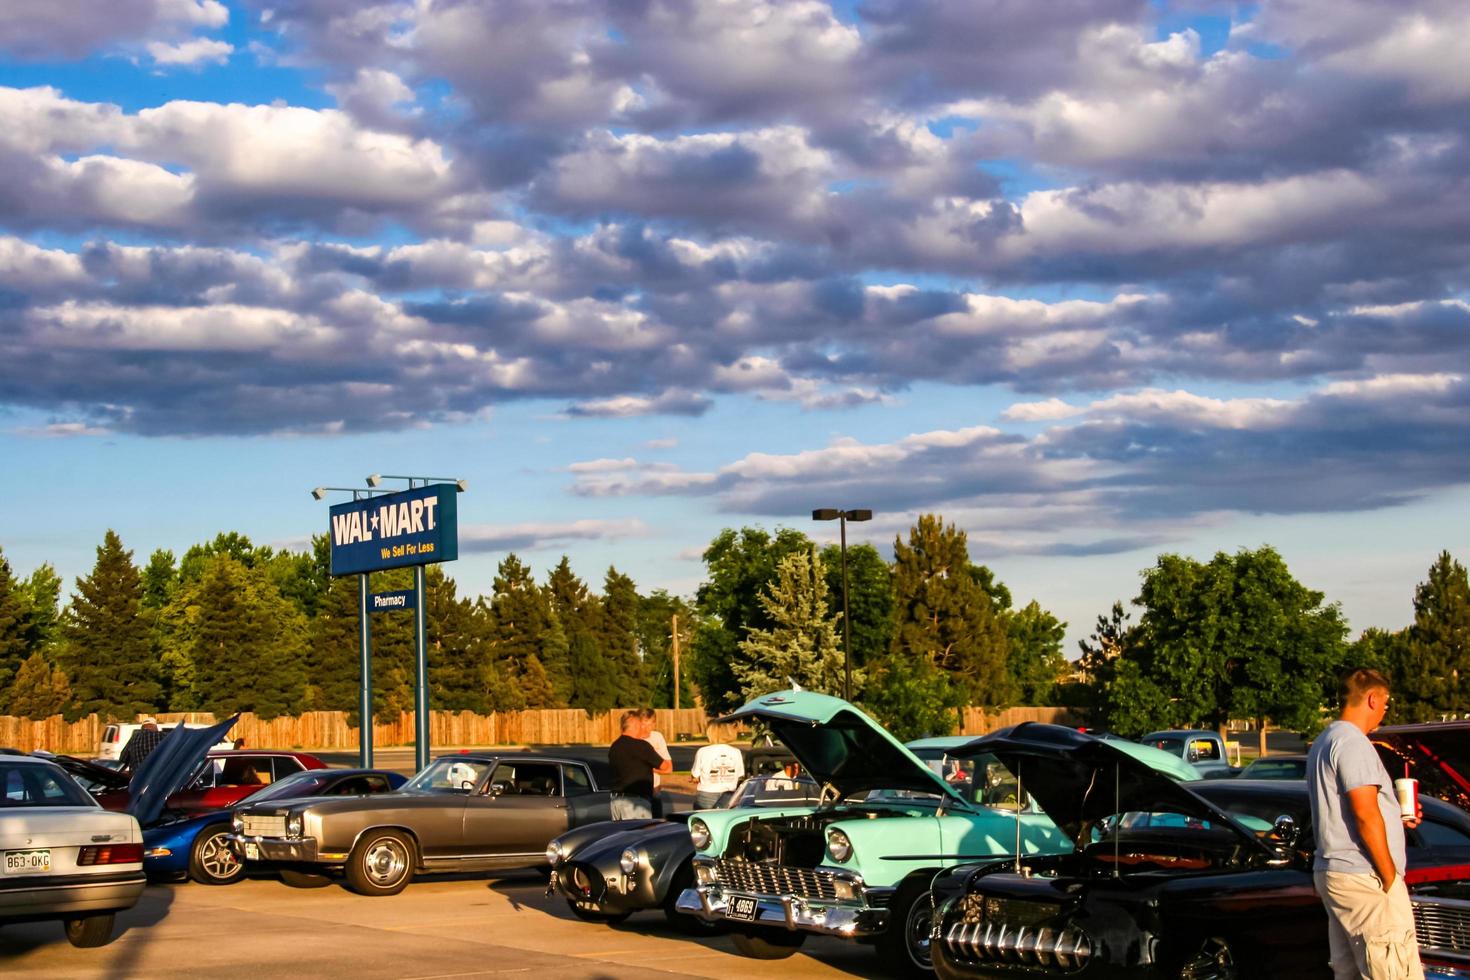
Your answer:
[619,849,638,875]
[545,841,564,865]
[285,814,303,838]
[827,829,853,863]
[688,818,711,851]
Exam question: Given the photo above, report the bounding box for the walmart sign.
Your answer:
[328,484,459,576]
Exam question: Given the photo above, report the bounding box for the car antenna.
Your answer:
[1013,759,1022,875]
[1114,761,1121,878]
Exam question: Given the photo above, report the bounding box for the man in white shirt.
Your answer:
[691,742,745,809]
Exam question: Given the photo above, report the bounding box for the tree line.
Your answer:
[1,520,1466,740]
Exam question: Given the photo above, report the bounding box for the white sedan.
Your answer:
[0,754,146,947]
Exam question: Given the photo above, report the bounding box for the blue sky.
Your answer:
[2,0,1468,656]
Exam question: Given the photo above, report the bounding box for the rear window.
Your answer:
[1,763,96,807]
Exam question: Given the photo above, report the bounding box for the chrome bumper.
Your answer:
[0,872,146,919]
[676,884,890,938]
[226,833,319,863]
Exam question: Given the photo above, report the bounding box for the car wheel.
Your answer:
[1178,936,1239,980]
[189,826,245,885]
[876,879,937,976]
[63,913,115,948]
[731,929,806,959]
[565,898,631,924]
[345,830,415,896]
[279,869,333,888]
[662,862,727,935]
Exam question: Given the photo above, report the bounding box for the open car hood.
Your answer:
[717,691,966,804]
[43,754,133,792]
[1373,724,1470,813]
[958,723,1272,855]
[126,716,238,827]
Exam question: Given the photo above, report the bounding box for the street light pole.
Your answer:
[811,508,872,701]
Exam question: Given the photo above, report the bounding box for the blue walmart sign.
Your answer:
[328,484,459,576]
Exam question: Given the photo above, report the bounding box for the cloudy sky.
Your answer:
[2,0,1468,654]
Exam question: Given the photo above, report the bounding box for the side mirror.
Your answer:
[487,782,504,797]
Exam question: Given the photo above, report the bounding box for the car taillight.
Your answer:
[77,843,143,866]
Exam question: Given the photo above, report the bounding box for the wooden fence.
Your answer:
[0,704,1076,755]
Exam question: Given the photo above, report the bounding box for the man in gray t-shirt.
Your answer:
[1306,668,1423,980]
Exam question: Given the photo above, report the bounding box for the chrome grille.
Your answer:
[1414,897,1470,957]
[943,920,1092,972]
[716,860,840,901]
[240,815,287,838]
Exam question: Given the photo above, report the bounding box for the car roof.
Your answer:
[0,754,63,766]
[1376,721,1470,734]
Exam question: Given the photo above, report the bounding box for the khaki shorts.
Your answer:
[1314,870,1424,980]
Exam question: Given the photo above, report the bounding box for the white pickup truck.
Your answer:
[97,723,234,761]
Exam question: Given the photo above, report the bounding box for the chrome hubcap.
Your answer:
[364,838,408,886]
[1180,937,1237,980]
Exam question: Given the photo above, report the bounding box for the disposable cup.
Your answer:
[1394,777,1418,821]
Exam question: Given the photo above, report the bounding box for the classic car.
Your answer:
[1236,754,1309,780]
[92,749,329,813]
[546,771,823,930]
[673,691,1078,975]
[0,718,234,948]
[142,768,406,885]
[230,753,614,895]
[1374,721,1470,813]
[928,723,1470,980]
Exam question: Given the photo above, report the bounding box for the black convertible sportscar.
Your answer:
[929,723,1470,980]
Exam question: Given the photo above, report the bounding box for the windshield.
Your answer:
[730,774,823,808]
[866,750,1038,812]
[1145,737,1185,756]
[1,762,97,808]
[236,770,333,805]
[404,758,492,794]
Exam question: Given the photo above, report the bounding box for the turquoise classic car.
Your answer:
[675,691,1075,975]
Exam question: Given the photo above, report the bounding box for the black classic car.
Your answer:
[230,754,613,895]
[546,772,822,929]
[929,723,1470,980]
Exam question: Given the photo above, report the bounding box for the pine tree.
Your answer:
[6,652,72,719]
[889,514,1009,705]
[489,554,558,708]
[1402,552,1470,721]
[426,566,488,713]
[601,567,647,706]
[58,530,160,720]
[0,548,29,695]
[19,563,63,655]
[734,548,851,701]
[184,555,306,720]
[306,573,365,717]
[540,557,583,705]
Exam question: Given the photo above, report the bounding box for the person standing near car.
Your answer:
[1307,668,1424,980]
[119,718,166,773]
[690,741,744,809]
[609,711,671,819]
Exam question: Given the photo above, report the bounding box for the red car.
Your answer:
[1374,721,1470,813]
[93,751,329,813]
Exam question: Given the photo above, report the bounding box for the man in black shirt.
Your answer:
[608,710,671,819]
[120,718,167,773]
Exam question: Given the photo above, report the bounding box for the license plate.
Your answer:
[727,895,759,922]
[4,849,51,874]
[243,843,260,860]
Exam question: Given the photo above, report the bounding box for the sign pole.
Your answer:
[358,572,374,768]
[413,563,429,772]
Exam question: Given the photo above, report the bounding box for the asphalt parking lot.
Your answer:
[0,872,882,979]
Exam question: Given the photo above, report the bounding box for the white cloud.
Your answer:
[146,37,232,66]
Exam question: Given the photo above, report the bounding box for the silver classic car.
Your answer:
[229,754,613,895]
